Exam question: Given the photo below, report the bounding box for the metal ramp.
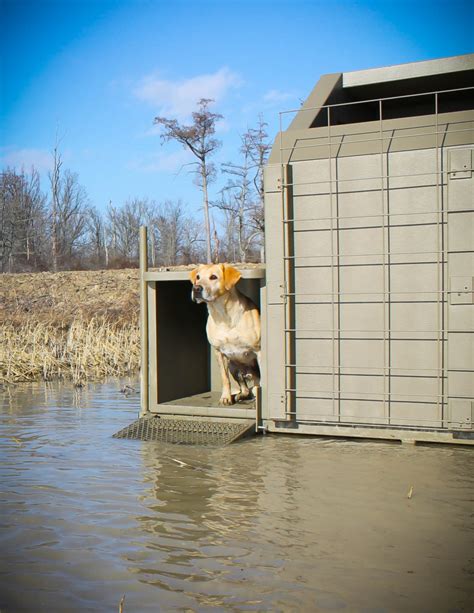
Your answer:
[112,415,256,446]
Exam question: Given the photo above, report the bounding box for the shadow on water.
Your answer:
[1,380,473,612]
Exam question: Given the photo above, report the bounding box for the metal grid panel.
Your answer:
[274,87,474,430]
[113,416,255,445]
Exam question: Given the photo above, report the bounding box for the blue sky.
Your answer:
[1,0,473,217]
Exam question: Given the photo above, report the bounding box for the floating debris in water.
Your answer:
[119,594,125,613]
[119,385,137,396]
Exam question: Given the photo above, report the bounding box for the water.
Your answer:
[0,380,473,613]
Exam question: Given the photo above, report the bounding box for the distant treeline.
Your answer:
[1,112,270,273]
[1,167,263,273]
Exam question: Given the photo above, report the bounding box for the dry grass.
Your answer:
[1,269,140,385]
[0,269,140,325]
[1,317,140,386]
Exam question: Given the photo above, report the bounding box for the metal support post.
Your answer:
[139,226,149,417]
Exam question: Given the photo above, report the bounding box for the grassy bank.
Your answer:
[1,269,141,385]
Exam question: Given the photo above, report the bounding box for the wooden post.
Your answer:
[139,226,149,416]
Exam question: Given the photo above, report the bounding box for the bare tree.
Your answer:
[0,167,47,272]
[154,98,223,263]
[57,170,90,262]
[49,144,62,272]
[86,206,106,268]
[106,199,145,264]
[219,139,253,262]
[47,141,90,270]
[161,201,186,265]
[216,119,270,262]
[244,116,271,240]
[220,207,238,262]
[181,222,203,264]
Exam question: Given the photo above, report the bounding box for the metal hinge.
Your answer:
[448,399,473,430]
[448,149,473,180]
[450,277,474,305]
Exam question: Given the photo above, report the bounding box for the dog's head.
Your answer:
[189,264,241,303]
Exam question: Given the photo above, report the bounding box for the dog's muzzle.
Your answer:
[191,285,205,303]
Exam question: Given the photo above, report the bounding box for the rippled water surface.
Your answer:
[1,380,473,612]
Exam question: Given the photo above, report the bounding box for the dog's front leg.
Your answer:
[252,350,262,402]
[215,349,233,405]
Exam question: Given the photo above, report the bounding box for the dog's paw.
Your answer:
[220,394,233,406]
[235,390,251,403]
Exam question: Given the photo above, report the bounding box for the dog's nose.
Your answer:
[193,284,202,293]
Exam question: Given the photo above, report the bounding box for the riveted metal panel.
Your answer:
[265,303,287,421]
[264,165,285,305]
[447,148,474,419]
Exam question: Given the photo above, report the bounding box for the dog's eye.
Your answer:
[196,275,200,280]
[210,275,217,280]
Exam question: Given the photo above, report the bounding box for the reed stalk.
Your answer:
[1,317,140,386]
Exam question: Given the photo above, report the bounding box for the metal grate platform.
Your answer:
[112,416,256,446]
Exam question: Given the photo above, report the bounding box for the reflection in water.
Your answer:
[0,381,473,612]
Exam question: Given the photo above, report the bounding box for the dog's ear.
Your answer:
[189,267,200,285]
[223,264,241,290]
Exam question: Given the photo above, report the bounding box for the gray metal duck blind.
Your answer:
[263,55,474,441]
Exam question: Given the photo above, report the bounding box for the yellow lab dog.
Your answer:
[190,264,260,405]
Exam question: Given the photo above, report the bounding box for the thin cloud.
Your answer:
[263,89,297,105]
[133,67,243,119]
[240,88,300,120]
[129,149,194,174]
[1,147,53,172]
